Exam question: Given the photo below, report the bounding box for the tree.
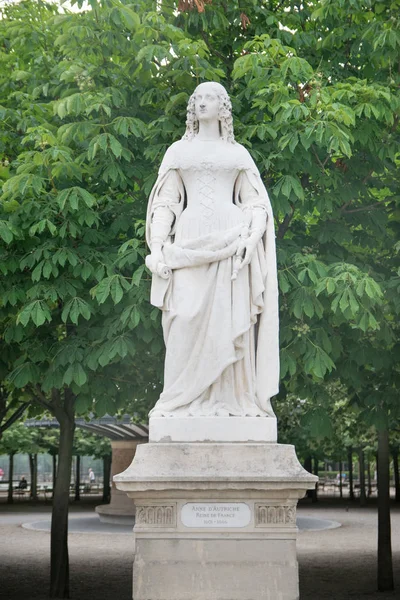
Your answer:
[0,422,41,502]
[377,428,394,591]
[39,428,60,495]
[0,1,162,596]
[392,441,400,503]
[0,345,30,438]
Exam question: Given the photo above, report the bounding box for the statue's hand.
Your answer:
[145,247,164,275]
[236,234,260,270]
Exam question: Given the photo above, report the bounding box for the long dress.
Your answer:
[146,139,279,418]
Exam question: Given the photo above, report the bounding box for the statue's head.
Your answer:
[182,81,235,143]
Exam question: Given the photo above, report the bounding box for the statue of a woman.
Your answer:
[146,82,279,419]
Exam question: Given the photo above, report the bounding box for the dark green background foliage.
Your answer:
[0,0,399,442]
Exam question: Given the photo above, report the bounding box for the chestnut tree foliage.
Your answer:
[0,0,398,426]
[0,0,399,596]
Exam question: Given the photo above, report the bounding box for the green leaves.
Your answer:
[117,5,140,29]
[29,219,57,237]
[112,116,147,138]
[9,362,40,388]
[32,259,59,282]
[301,407,334,440]
[91,275,132,305]
[0,220,14,244]
[304,344,335,380]
[94,396,117,417]
[315,264,383,327]
[120,305,141,329]
[63,363,88,386]
[54,90,124,120]
[280,348,297,379]
[17,300,51,327]
[274,174,304,201]
[291,286,323,320]
[2,174,45,199]
[87,133,127,160]
[61,297,92,324]
[280,56,314,81]
[56,187,96,211]
[132,264,145,287]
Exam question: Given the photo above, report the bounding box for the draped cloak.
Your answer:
[146,140,279,417]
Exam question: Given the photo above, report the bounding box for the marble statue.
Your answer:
[145,81,279,419]
[116,91,314,597]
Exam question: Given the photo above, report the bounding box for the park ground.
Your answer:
[0,497,399,600]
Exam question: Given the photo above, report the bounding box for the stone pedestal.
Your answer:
[149,416,277,443]
[96,440,145,524]
[115,439,317,599]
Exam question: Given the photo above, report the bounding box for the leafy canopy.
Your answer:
[0,0,398,444]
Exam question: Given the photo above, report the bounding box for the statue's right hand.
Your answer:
[145,249,164,275]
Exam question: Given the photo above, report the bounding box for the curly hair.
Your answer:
[182,82,235,143]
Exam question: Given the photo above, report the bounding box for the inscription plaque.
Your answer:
[181,502,251,528]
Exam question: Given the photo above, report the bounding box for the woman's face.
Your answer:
[194,84,219,122]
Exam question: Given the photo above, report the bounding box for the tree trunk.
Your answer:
[7,453,14,504]
[392,450,400,503]
[348,447,354,501]
[359,449,367,506]
[29,454,33,495]
[50,390,75,599]
[339,460,343,498]
[377,428,394,591]
[52,453,57,498]
[29,453,38,501]
[367,457,372,497]
[102,454,111,503]
[34,453,38,500]
[74,455,80,502]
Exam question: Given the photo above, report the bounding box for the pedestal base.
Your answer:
[115,442,317,600]
[133,537,298,600]
[95,504,135,525]
[96,440,145,524]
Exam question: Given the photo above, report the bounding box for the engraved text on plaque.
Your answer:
[181,502,251,528]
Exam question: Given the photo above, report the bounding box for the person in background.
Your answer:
[88,467,95,486]
[0,467,4,481]
[18,476,28,490]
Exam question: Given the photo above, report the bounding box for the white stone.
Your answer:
[145,81,279,420]
[181,502,251,528]
[132,537,299,600]
[114,442,314,488]
[114,82,317,600]
[115,441,317,600]
[149,416,277,443]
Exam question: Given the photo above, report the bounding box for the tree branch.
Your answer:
[311,144,329,174]
[362,168,374,185]
[277,204,295,239]
[339,200,352,212]
[28,384,53,411]
[342,202,382,214]
[0,402,30,435]
[200,31,231,65]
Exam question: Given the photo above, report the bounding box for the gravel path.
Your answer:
[0,498,399,600]
[297,503,400,599]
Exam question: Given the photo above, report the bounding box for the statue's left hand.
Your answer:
[236,234,260,270]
